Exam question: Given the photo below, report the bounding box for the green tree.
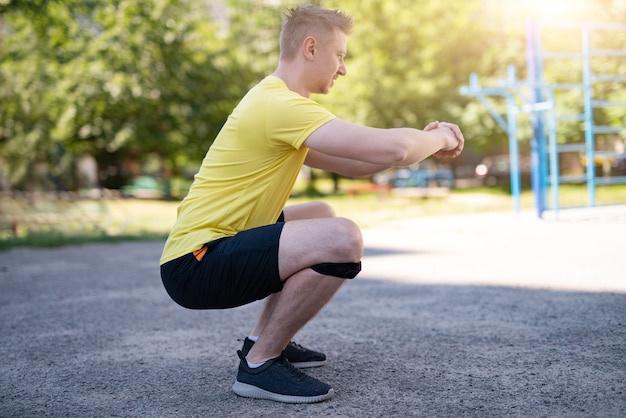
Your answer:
[0,0,254,190]
[1,0,623,192]
[318,0,625,161]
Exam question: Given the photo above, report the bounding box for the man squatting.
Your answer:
[160,4,464,404]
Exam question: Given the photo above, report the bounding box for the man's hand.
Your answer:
[424,121,465,159]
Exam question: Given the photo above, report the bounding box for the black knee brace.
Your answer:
[311,261,361,279]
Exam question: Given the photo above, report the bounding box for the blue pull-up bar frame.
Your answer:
[461,20,626,219]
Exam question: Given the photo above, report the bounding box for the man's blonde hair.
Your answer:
[279,5,353,61]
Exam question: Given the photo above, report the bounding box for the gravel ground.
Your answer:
[1,207,625,417]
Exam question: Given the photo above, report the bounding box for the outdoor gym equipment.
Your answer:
[461,20,626,219]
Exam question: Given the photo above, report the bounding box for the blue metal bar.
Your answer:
[461,20,626,218]
[558,175,587,183]
[508,65,533,104]
[594,126,626,134]
[507,101,522,215]
[520,102,552,113]
[556,114,585,122]
[460,73,510,132]
[556,143,585,152]
[546,89,560,217]
[581,27,596,207]
[474,94,509,132]
[527,19,547,218]
[591,49,626,57]
[593,75,626,82]
[595,176,626,185]
[546,83,584,90]
[592,100,626,108]
[594,151,626,158]
[542,52,584,59]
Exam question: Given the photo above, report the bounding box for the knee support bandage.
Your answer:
[311,261,361,279]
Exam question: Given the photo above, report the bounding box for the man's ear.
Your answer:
[303,36,317,60]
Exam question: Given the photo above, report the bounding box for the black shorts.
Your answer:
[160,222,285,309]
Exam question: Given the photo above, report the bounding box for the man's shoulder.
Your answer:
[239,75,292,108]
[252,75,288,94]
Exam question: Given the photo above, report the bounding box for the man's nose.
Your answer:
[338,62,347,76]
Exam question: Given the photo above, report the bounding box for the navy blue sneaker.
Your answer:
[240,337,327,369]
[232,351,334,403]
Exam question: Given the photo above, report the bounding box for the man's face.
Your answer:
[314,29,347,95]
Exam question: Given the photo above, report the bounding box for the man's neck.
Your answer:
[273,64,310,98]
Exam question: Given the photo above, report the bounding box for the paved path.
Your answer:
[1,207,625,417]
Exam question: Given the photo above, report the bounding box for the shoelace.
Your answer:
[276,355,307,382]
[288,341,306,351]
[238,350,307,382]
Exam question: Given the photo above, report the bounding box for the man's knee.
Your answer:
[315,201,336,218]
[300,201,336,219]
[334,217,363,256]
[283,201,336,221]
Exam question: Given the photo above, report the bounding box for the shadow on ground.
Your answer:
[1,241,624,417]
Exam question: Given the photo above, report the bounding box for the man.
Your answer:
[160,5,464,404]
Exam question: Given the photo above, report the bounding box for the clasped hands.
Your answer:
[424,121,465,159]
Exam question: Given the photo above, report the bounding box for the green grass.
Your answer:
[288,188,521,227]
[1,183,625,250]
[0,198,178,250]
[0,231,168,251]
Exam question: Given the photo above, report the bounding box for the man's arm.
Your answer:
[303,119,464,177]
[304,149,390,177]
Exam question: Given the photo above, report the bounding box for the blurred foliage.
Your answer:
[320,0,626,156]
[0,0,259,190]
[0,0,624,191]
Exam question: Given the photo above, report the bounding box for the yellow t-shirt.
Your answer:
[160,75,336,265]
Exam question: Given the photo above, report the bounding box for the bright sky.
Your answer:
[500,0,604,22]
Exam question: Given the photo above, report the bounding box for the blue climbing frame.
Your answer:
[461,20,626,218]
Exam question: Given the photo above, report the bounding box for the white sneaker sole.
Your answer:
[232,381,334,404]
[291,359,327,369]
